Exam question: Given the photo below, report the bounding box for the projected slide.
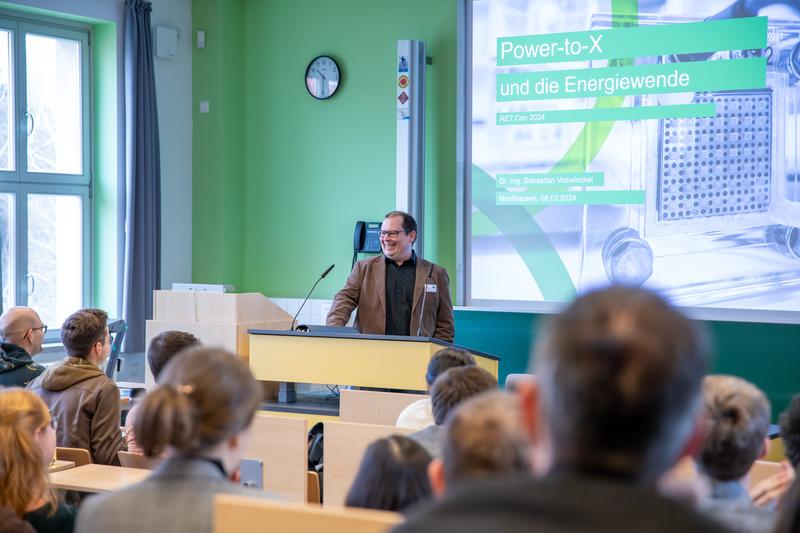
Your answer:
[469,0,800,317]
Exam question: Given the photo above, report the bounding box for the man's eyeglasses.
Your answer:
[24,324,47,339]
[380,230,408,238]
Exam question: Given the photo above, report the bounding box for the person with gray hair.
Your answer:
[696,375,775,532]
[395,286,727,533]
[427,390,530,497]
[0,307,46,387]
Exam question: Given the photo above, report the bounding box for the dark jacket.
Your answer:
[394,473,732,533]
[326,255,455,342]
[27,356,125,465]
[0,342,44,387]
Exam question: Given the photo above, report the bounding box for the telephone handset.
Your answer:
[354,221,382,253]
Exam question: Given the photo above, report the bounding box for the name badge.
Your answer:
[425,284,437,293]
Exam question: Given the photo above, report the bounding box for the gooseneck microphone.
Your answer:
[292,264,335,331]
[415,263,435,337]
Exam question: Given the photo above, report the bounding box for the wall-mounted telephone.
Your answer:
[354,221,382,253]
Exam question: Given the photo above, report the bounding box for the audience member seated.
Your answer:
[394,286,728,533]
[0,307,47,387]
[27,309,125,466]
[76,347,264,533]
[695,375,774,532]
[124,330,200,454]
[396,347,476,430]
[0,388,75,532]
[407,366,497,458]
[345,435,433,513]
[427,390,530,498]
[750,394,800,508]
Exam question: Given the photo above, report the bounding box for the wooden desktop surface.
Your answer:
[48,460,75,473]
[48,464,150,493]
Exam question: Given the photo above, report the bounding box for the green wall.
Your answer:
[192,0,457,299]
[455,309,800,422]
[192,0,245,288]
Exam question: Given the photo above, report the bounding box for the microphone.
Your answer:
[292,264,335,331]
[415,263,435,337]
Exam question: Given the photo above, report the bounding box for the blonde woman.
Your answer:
[0,388,75,532]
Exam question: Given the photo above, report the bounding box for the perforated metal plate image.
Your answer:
[658,91,772,223]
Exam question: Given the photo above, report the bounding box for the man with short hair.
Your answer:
[0,306,47,387]
[428,390,530,497]
[697,375,775,532]
[395,286,727,533]
[28,308,125,465]
[396,347,476,430]
[326,210,455,341]
[408,365,497,458]
[124,330,201,454]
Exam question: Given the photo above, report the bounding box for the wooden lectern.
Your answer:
[144,291,293,388]
[247,330,499,400]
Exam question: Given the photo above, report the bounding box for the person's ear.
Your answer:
[516,377,540,443]
[428,459,446,499]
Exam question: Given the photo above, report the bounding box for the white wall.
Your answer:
[1,0,193,307]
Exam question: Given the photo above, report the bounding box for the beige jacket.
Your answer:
[326,255,455,342]
[27,356,125,465]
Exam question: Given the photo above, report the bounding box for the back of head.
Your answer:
[534,286,708,483]
[425,348,476,387]
[134,347,262,458]
[0,388,55,516]
[698,375,770,481]
[442,390,530,486]
[345,435,432,512]
[61,308,108,358]
[780,394,800,468]
[147,331,201,380]
[431,366,497,426]
[0,307,39,348]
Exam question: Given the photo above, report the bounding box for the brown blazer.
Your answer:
[326,255,455,342]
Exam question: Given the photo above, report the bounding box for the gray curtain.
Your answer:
[123,0,161,352]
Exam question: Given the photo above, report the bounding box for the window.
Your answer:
[0,15,90,340]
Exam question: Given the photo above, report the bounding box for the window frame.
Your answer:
[0,13,92,343]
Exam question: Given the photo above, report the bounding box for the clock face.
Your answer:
[305,56,340,100]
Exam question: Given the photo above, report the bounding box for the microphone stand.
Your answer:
[283,264,334,403]
[291,264,335,331]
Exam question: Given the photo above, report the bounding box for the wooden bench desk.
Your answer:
[49,464,150,493]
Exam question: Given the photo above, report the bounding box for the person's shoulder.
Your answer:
[395,475,538,533]
[356,255,383,269]
[397,475,730,533]
[25,502,75,533]
[92,372,119,391]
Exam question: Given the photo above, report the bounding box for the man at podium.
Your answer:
[327,211,455,342]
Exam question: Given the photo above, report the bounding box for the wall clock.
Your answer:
[305,55,341,100]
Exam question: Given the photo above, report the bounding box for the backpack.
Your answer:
[307,421,324,500]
